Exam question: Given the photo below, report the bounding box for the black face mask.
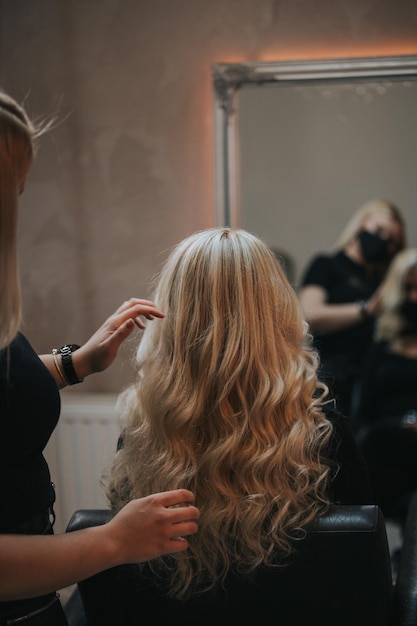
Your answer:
[400,300,417,333]
[357,230,392,264]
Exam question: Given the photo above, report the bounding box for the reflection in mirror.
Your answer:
[213,57,417,286]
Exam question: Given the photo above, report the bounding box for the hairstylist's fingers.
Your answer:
[170,518,199,538]
[156,489,197,508]
[166,537,191,553]
[77,299,166,376]
[166,517,200,553]
[165,510,200,541]
[166,504,200,524]
[115,317,136,338]
[114,298,156,313]
[115,298,165,318]
[112,303,165,330]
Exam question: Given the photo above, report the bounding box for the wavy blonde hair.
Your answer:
[106,228,333,599]
[332,198,406,251]
[376,248,417,342]
[0,91,37,350]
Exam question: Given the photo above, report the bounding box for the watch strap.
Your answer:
[59,344,83,385]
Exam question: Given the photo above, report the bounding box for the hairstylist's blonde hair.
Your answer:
[106,228,334,599]
[0,91,36,350]
[333,198,406,251]
[376,248,417,342]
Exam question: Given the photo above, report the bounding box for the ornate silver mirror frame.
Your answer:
[212,55,417,228]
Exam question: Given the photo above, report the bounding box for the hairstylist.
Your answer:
[0,90,199,626]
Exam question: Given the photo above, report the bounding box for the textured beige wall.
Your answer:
[0,0,416,392]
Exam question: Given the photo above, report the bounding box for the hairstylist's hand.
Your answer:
[73,298,165,378]
[0,489,198,600]
[103,489,200,564]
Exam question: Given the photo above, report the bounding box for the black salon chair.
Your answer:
[65,504,398,626]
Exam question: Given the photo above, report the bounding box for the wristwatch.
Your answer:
[357,299,369,319]
[59,344,84,385]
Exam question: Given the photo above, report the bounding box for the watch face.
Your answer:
[60,344,81,354]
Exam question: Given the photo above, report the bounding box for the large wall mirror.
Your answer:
[213,56,417,285]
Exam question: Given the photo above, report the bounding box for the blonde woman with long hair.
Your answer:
[299,198,406,421]
[0,91,199,625]
[356,248,417,524]
[106,227,372,620]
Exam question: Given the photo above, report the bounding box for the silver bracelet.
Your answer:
[52,348,68,385]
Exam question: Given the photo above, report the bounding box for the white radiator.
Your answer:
[44,392,120,533]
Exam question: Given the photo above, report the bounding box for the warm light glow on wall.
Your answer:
[214,43,417,66]
[258,43,417,63]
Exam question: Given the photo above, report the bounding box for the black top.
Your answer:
[356,340,417,424]
[0,333,60,530]
[300,251,379,364]
[323,404,373,502]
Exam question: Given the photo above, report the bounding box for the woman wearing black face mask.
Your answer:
[357,229,399,265]
[355,249,417,526]
[299,199,406,426]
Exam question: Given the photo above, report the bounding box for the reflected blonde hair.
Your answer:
[376,248,417,342]
[106,228,333,599]
[333,198,406,251]
[0,92,36,350]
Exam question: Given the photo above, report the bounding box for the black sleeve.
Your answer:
[300,254,333,290]
[324,405,374,505]
[353,341,385,424]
